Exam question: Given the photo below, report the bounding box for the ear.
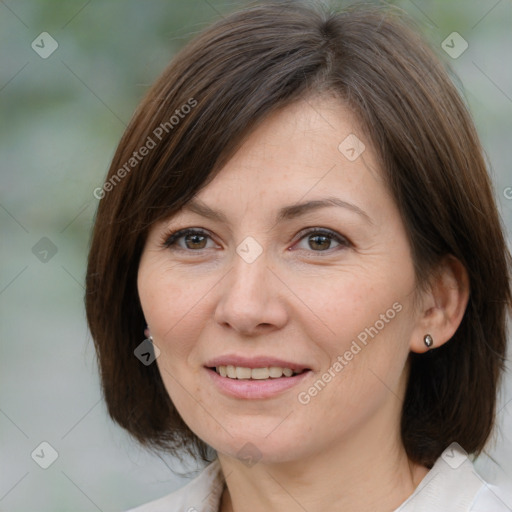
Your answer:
[410,255,470,353]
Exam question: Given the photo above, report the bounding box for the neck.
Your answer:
[217,405,429,512]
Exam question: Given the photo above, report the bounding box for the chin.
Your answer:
[204,426,316,466]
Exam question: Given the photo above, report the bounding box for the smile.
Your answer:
[214,365,305,380]
[205,366,312,399]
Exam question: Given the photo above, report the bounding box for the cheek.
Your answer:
[138,257,211,357]
[291,263,412,343]
[292,263,416,401]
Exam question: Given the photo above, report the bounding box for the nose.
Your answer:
[213,249,288,336]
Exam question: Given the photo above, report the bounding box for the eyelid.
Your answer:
[160,226,352,252]
[294,227,352,247]
[161,227,213,249]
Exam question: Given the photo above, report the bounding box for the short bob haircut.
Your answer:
[86,1,512,469]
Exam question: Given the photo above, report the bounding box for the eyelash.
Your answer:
[161,227,351,255]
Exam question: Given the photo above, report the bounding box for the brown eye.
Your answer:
[294,228,351,253]
[184,233,208,249]
[163,228,215,251]
[308,234,332,251]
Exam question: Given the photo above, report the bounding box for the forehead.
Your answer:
[184,96,389,220]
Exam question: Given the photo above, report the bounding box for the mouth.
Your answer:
[210,365,308,380]
[204,357,312,399]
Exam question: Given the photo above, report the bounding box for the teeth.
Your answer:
[269,366,283,378]
[215,365,301,379]
[236,366,252,379]
[251,367,269,380]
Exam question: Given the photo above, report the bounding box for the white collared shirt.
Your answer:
[126,446,512,512]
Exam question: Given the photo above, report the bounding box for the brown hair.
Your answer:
[85,1,512,467]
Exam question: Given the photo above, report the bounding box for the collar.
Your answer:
[178,445,485,512]
[395,444,485,511]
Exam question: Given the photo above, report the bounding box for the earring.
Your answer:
[144,326,152,340]
[424,334,433,349]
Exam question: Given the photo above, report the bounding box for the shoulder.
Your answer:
[395,444,512,512]
[125,459,224,512]
[470,483,512,512]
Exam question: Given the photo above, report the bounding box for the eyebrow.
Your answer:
[182,196,373,225]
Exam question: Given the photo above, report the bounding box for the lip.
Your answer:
[204,355,310,372]
[204,355,312,399]
[205,367,312,399]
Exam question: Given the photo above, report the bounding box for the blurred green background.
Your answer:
[1,0,511,510]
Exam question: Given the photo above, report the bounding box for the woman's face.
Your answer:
[137,96,426,464]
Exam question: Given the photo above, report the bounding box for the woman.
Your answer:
[85,2,512,510]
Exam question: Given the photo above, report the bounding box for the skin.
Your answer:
[137,95,469,512]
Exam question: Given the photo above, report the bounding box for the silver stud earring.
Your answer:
[424,334,433,349]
